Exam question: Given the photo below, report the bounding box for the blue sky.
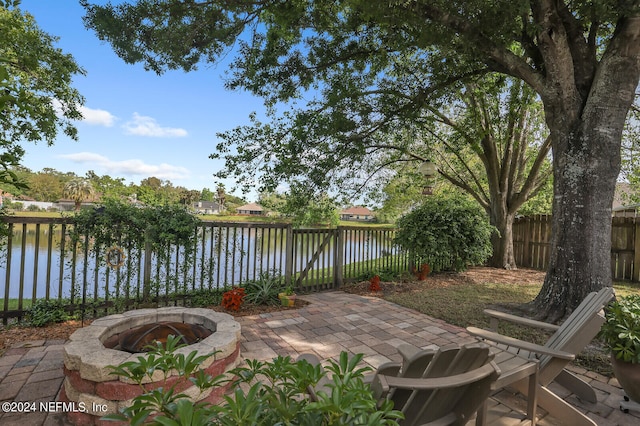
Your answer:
[19,0,266,200]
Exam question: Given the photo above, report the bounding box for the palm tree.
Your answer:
[63,178,94,211]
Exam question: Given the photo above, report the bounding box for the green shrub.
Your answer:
[27,299,72,327]
[243,271,286,305]
[188,288,225,307]
[600,295,640,363]
[104,336,403,425]
[394,194,494,272]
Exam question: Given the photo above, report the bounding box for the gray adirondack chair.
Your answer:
[371,342,501,426]
[467,286,615,426]
[299,342,500,426]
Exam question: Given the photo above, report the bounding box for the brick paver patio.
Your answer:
[0,291,638,425]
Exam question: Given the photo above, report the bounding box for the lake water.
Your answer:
[1,224,401,301]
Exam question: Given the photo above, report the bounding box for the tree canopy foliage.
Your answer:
[0,1,84,189]
[0,166,246,212]
[63,177,95,210]
[83,0,640,318]
[259,184,340,227]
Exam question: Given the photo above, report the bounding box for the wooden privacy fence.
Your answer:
[0,217,412,322]
[513,215,640,282]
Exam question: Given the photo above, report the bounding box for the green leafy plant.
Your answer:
[394,195,494,272]
[359,267,399,283]
[70,199,200,303]
[600,295,640,364]
[104,340,403,426]
[243,271,286,305]
[188,287,225,307]
[105,335,221,425]
[27,299,72,327]
[282,285,295,296]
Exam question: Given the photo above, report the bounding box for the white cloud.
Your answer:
[123,112,188,138]
[51,100,116,127]
[79,106,117,127]
[59,152,190,180]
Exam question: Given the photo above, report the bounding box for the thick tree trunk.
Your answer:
[531,14,640,321]
[488,208,516,269]
[533,122,618,321]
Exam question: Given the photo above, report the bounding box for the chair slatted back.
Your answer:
[537,287,614,383]
[375,342,498,426]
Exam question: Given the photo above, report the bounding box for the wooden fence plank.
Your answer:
[514,215,638,282]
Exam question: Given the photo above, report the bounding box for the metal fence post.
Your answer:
[143,228,152,302]
[634,218,640,282]
[285,224,294,288]
[334,227,344,288]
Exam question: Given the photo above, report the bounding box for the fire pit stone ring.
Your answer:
[61,307,241,425]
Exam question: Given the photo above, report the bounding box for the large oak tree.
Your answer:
[83,0,640,319]
[417,78,551,269]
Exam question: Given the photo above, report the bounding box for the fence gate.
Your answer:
[292,228,339,292]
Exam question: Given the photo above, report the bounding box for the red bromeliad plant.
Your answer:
[418,264,430,281]
[221,287,246,311]
[409,263,431,280]
[369,275,381,292]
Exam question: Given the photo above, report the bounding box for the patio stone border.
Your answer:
[61,307,241,426]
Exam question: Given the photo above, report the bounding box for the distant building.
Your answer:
[0,190,14,207]
[55,199,95,211]
[236,202,266,216]
[340,206,374,221]
[613,183,640,217]
[193,201,222,214]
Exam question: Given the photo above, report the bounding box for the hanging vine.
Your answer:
[69,199,200,300]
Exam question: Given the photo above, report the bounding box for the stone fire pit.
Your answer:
[61,307,241,425]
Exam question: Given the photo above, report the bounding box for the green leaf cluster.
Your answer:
[243,270,287,306]
[105,335,222,425]
[600,295,640,364]
[394,194,494,272]
[105,338,403,425]
[71,199,198,251]
[26,298,72,327]
[1,3,84,189]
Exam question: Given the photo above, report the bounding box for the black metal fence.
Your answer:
[1,217,411,323]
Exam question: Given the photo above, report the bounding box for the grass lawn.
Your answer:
[6,211,66,218]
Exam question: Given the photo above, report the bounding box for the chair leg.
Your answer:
[554,369,598,403]
[526,368,537,426]
[475,400,488,426]
[512,380,597,426]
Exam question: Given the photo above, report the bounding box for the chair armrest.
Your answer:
[365,362,402,385]
[484,309,560,332]
[467,327,575,361]
[373,362,500,392]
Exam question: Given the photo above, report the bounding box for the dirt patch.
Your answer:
[0,299,308,356]
[343,266,546,297]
